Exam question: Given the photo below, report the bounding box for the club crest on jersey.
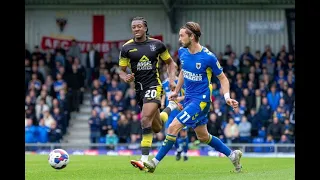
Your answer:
[150,44,156,51]
[196,63,201,69]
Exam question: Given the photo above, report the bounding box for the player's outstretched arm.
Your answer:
[217,72,238,109]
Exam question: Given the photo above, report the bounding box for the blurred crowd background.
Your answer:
[25,41,295,151]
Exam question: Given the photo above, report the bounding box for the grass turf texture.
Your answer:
[26,155,294,180]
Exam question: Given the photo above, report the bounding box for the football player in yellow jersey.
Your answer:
[118,16,176,170]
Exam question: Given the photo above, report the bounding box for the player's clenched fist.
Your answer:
[226,98,239,109]
[125,73,135,82]
[168,91,178,101]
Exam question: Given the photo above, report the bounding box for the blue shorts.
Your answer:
[175,98,210,129]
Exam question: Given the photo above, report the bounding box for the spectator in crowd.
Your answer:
[67,64,85,112]
[37,118,49,147]
[86,45,101,87]
[130,113,141,144]
[67,39,81,59]
[224,118,239,144]
[117,114,130,143]
[25,118,37,151]
[282,119,294,142]
[238,116,252,143]
[54,42,66,56]
[42,108,55,128]
[207,113,224,140]
[264,134,275,152]
[89,109,101,149]
[267,117,283,142]
[48,121,62,149]
[258,97,272,126]
[239,46,255,63]
[35,98,49,121]
[106,129,119,150]
[99,112,110,138]
[278,135,292,152]
[247,108,261,137]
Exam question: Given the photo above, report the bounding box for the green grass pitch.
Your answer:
[26,155,294,180]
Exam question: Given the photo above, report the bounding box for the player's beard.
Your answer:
[182,39,191,48]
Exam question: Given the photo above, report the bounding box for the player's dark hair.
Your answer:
[181,22,202,42]
[131,16,149,35]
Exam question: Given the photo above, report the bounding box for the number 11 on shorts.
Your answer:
[179,111,190,123]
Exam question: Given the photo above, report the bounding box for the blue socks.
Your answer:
[206,134,231,156]
[154,134,231,164]
[155,134,177,161]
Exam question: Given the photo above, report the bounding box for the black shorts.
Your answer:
[136,85,163,110]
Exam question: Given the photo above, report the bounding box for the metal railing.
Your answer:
[25,143,295,155]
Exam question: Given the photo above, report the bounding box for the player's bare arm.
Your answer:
[119,66,135,83]
[161,93,166,109]
[169,70,184,100]
[162,57,176,91]
[216,72,238,109]
[176,96,185,103]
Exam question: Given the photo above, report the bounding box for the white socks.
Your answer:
[228,151,235,161]
[181,152,186,157]
[152,158,160,166]
[168,101,178,111]
[140,155,149,162]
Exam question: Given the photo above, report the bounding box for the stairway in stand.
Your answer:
[62,91,92,150]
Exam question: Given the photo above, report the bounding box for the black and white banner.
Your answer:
[285,9,295,54]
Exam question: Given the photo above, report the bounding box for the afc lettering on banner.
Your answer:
[41,35,163,53]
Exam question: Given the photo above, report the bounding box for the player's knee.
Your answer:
[167,123,181,136]
[151,115,163,133]
[197,135,209,143]
[141,116,153,128]
[152,124,162,133]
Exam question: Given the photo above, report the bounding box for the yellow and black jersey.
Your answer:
[119,37,171,90]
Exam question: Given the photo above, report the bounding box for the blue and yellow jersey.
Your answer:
[162,79,185,106]
[178,46,223,102]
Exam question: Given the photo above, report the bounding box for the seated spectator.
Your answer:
[224,118,239,144]
[238,116,252,143]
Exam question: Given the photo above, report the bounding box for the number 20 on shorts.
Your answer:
[145,89,157,98]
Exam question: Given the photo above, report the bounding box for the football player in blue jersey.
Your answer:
[160,68,189,161]
[143,21,242,173]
